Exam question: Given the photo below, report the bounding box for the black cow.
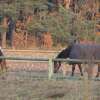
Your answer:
[54,43,100,77]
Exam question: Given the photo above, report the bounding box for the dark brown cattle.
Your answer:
[54,43,100,77]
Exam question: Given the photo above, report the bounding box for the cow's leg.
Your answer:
[71,64,76,76]
[78,64,83,76]
[1,60,7,72]
[0,63,3,72]
[56,61,61,72]
[3,60,7,72]
[0,61,3,72]
[96,64,100,77]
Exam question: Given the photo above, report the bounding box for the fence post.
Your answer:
[62,63,68,77]
[48,58,53,79]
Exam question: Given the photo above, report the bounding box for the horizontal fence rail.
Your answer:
[3,49,60,53]
[0,56,100,79]
[54,58,100,64]
[0,56,100,63]
[0,56,49,61]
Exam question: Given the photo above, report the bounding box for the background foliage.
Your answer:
[0,0,100,47]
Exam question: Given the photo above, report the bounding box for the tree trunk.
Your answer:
[2,32,6,48]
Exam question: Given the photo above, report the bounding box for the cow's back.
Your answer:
[69,44,100,60]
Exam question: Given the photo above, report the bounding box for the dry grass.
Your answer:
[0,71,100,100]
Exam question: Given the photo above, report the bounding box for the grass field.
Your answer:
[0,70,100,100]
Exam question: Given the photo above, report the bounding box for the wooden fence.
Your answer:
[0,56,100,79]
